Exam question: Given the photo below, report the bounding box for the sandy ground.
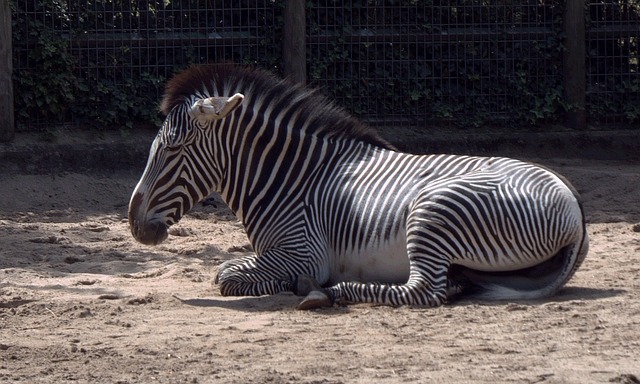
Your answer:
[1,157,639,384]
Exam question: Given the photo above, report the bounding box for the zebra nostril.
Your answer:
[128,216,168,246]
[152,221,169,244]
[141,219,168,245]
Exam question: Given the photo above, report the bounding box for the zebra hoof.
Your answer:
[294,274,323,296]
[298,290,333,310]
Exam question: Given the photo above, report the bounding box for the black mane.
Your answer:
[160,64,396,150]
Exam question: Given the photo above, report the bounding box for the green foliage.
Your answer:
[11,0,165,130]
[72,75,165,130]
[586,0,640,125]
[12,17,81,124]
[307,0,569,128]
[588,77,640,124]
[10,0,640,131]
[12,0,283,131]
[621,79,640,122]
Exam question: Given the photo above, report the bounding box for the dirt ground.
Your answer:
[1,157,639,384]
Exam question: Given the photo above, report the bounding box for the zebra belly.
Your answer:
[328,231,411,285]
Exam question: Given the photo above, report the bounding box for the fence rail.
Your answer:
[1,0,639,139]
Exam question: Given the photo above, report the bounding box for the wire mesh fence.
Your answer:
[306,1,565,128]
[586,0,640,125]
[9,0,640,132]
[11,0,282,129]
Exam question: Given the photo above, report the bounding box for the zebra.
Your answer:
[128,64,589,309]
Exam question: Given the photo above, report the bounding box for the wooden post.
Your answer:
[563,0,586,129]
[0,0,14,141]
[283,0,306,85]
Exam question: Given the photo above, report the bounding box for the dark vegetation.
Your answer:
[10,0,640,132]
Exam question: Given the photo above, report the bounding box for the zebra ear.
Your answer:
[189,93,244,121]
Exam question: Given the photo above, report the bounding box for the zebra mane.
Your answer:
[160,64,395,150]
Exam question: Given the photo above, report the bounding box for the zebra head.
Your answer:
[128,92,244,245]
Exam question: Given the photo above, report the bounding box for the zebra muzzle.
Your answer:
[129,217,169,246]
[128,193,169,245]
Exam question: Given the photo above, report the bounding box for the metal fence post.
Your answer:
[564,0,586,129]
[283,0,306,85]
[0,0,14,141]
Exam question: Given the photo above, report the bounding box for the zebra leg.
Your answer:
[325,257,450,307]
[446,279,464,297]
[295,274,334,310]
[318,197,454,308]
[214,254,293,297]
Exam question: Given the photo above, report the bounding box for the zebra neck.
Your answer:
[219,131,369,237]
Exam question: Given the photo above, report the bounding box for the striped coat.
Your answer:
[129,65,588,308]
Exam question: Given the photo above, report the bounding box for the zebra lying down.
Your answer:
[128,64,588,309]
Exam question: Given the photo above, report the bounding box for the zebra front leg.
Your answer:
[214,255,293,297]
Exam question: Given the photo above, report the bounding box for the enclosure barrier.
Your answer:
[0,0,14,141]
[1,0,639,139]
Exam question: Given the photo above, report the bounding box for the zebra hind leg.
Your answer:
[294,274,333,310]
[294,258,455,309]
[308,196,455,308]
[325,272,449,307]
[444,265,478,300]
[294,265,452,309]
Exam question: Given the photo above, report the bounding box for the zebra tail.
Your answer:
[461,228,589,301]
